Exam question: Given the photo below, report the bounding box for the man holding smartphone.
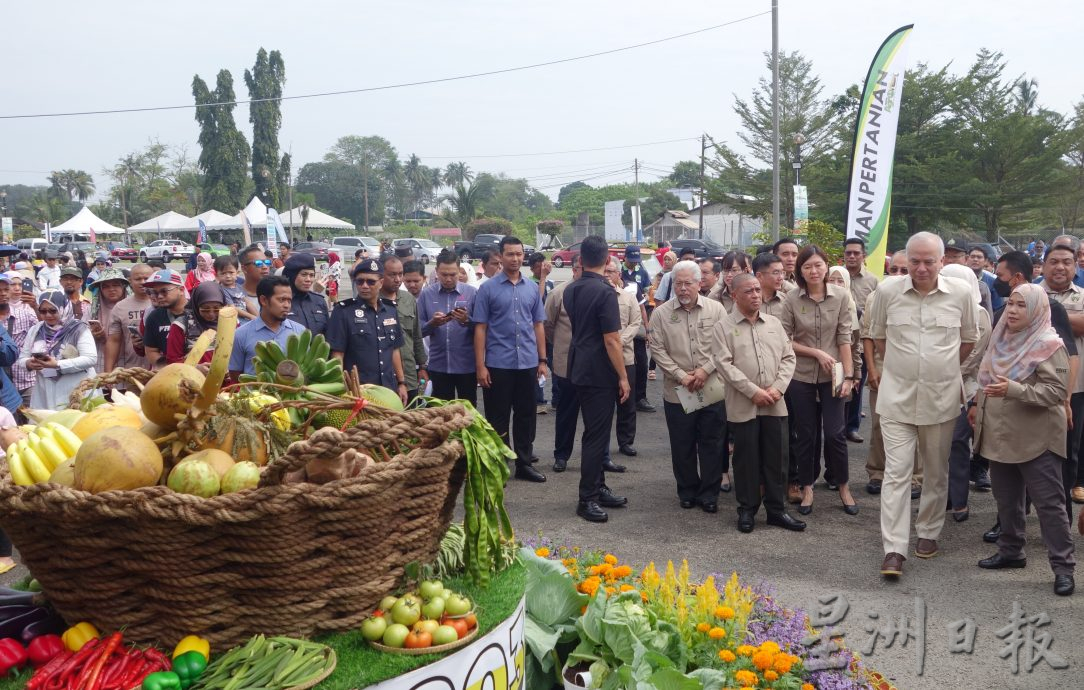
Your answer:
[105,263,153,376]
[419,250,477,405]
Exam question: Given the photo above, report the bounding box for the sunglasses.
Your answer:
[144,286,178,297]
[38,307,58,315]
[887,267,908,275]
[244,259,272,267]
[355,278,380,286]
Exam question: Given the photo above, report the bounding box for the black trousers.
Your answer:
[845,353,867,434]
[731,416,787,516]
[947,407,973,510]
[1063,392,1084,519]
[554,374,580,462]
[615,365,637,447]
[663,400,726,504]
[789,380,849,487]
[481,367,537,466]
[578,385,617,503]
[633,337,648,402]
[429,370,477,407]
[784,391,798,484]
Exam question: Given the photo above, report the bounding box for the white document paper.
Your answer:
[674,377,726,414]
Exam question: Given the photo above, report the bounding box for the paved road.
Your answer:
[506,380,1083,689]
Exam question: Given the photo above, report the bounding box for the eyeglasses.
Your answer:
[37,307,58,315]
[243,259,272,268]
[758,270,785,278]
[887,267,908,275]
[144,286,178,297]
[355,278,380,286]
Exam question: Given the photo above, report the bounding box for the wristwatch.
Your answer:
[397,380,406,387]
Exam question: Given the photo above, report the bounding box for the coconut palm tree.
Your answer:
[1015,77,1039,114]
[443,161,472,188]
[70,171,96,202]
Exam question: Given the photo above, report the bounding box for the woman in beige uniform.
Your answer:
[971,283,1075,596]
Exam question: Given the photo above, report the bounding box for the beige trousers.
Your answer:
[866,388,924,485]
[880,417,955,555]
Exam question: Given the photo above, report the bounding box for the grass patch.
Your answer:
[0,562,525,690]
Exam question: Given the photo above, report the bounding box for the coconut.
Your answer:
[167,459,220,497]
[71,405,143,441]
[74,427,164,493]
[181,448,234,477]
[221,461,261,493]
[140,363,206,429]
[359,384,405,411]
[48,458,76,487]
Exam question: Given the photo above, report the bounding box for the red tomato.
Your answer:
[404,631,433,649]
[464,613,478,630]
[448,618,469,639]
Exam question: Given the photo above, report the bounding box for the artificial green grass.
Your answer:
[0,563,525,690]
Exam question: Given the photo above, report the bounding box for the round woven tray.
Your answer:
[0,389,473,649]
[368,625,479,655]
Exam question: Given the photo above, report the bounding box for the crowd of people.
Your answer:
[0,231,1082,597]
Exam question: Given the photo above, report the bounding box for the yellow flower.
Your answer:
[708,627,727,640]
[733,670,758,687]
[740,687,755,690]
[697,623,711,633]
[736,645,756,657]
[604,554,618,565]
[605,586,616,596]
[715,606,735,620]
[752,650,773,671]
[763,670,779,682]
[613,565,633,578]
[535,547,551,557]
[718,649,737,663]
[619,584,635,592]
[802,685,815,690]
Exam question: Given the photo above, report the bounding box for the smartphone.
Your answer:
[128,324,141,337]
[31,353,48,361]
[87,320,101,329]
[21,278,33,293]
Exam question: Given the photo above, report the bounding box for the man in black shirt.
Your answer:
[141,269,188,369]
[564,236,631,522]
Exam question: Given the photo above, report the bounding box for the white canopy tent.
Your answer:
[51,206,126,235]
[213,197,269,229]
[276,206,356,231]
[185,209,234,231]
[128,210,194,235]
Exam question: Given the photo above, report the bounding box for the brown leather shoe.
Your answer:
[880,552,905,577]
[787,483,802,504]
[915,538,939,559]
[1072,486,1084,504]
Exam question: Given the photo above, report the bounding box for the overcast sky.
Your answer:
[2,0,1080,207]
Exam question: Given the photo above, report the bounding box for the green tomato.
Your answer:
[422,596,445,620]
[391,595,422,626]
[414,619,439,634]
[419,579,444,600]
[379,596,399,611]
[445,594,471,616]
[433,625,459,646]
[382,623,410,648]
[361,615,388,641]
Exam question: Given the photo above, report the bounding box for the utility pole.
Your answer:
[362,160,370,232]
[633,158,642,243]
[771,0,781,240]
[698,134,706,239]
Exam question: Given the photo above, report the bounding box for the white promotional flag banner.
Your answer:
[240,213,253,248]
[266,208,289,243]
[844,24,913,277]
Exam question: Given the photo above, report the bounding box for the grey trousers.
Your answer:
[989,451,1076,576]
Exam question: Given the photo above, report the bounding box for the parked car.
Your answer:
[15,238,49,255]
[330,236,381,261]
[196,243,232,258]
[139,239,196,263]
[110,244,138,261]
[293,241,331,261]
[669,237,727,262]
[392,238,443,264]
[56,241,100,256]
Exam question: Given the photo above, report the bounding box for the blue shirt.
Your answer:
[418,282,477,374]
[229,317,307,375]
[0,325,23,414]
[471,272,545,370]
[622,263,651,295]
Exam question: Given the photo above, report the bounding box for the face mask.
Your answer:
[993,278,1012,298]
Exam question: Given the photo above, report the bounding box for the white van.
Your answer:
[15,238,49,255]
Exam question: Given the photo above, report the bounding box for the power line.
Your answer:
[417,136,699,159]
[0,12,770,121]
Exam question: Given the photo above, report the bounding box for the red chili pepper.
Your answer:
[27,650,72,690]
[98,651,129,690]
[78,632,121,690]
[56,637,100,687]
[122,658,155,689]
[142,648,170,671]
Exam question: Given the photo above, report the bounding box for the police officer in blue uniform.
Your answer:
[283,252,329,336]
[326,258,408,405]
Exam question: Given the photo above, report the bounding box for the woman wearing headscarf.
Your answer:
[18,291,97,410]
[282,252,328,336]
[185,252,216,292]
[970,283,1075,596]
[165,282,229,366]
[941,263,992,523]
[654,251,680,304]
[326,252,342,303]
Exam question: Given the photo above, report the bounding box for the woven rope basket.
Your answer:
[0,383,472,648]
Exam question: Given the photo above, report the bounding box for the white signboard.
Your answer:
[363,598,525,690]
[603,200,626,241]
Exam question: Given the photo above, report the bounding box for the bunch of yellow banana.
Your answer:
[6,423,82,486]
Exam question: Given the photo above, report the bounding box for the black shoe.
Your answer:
[602,460,627,473]
[553,458,567,473]
[911,485,922,500]
[737,509,755,533]
[598,486,628,508]
[983,521,1001,544]
[766,512,807,531]
[680,499,695,509]
[951,509,969,523]
[842,502,860,516]
[974,470,992,492]
[866,480,882,495]
[700,501,718,514]
[846,431,864,443]
[577,501,608,523]
[1054,574,1075,596]
[978,553,1027,570]
[797,504,813,516]
[515,464,547,483]
[529,454,540,464]
[618,445,638,457]
[636,399,656,412]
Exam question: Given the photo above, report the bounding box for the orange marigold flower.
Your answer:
[708,627,727,640]
[641,592,648,602]
[605,587,616,596]
[763,670,779,682]
[758,640,780,655]
[773,657,794,675]
[802,685,815,690]
[733,670,758,687]
[718,649,737,663]
[613,565,633,578]
[619,584,635,592]
[535,547,551,557]
[736,645,756,657]
[697,623,711,633]
[752,650,773,670]
[715,605,735,620]
[604,554,618,565]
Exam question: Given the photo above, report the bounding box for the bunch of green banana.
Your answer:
[6,422,82,486]
[239,332,347,426]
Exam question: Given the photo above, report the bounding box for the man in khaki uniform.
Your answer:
[605,258,643,458]
[870,232,979,578]
[862,251,923,496]
[753,253,787,319]
[844,238,880,444]
[649,261,728,512]
[713,273,804,533]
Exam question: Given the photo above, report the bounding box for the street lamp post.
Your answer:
[792,132,806,186]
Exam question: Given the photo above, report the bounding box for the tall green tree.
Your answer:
[324,135,399,227]
[244,49,286,207]
[47,170,95,204]
[443,161,473,188]
[669,160,701,188]
[1051,100,1084,231]
[444,178,493,234]
[295,160,366,226]
[193,69,251,212]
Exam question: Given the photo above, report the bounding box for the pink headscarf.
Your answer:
[978,283,1064,386]
[191,252,216,285]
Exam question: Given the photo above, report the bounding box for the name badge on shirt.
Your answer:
[383,318,397,326]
